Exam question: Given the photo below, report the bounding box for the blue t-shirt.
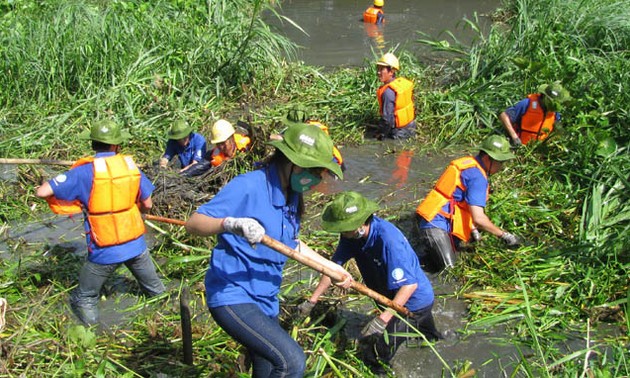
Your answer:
[505,97,561,126]
[162,132,207,167]
[197,163,301,317]
[332,216,434,311]
[420,155,488,232]
[47,151,154,265]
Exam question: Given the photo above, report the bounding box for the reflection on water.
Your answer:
[315,141,453,208]
[265,0,499,66]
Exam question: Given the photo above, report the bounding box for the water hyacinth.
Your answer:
[0,0,628,377]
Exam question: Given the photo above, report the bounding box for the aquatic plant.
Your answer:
[1,0,628,376]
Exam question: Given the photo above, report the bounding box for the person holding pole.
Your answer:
[298,191,441,372]
[185,122,353,377]
[35,120,165,326]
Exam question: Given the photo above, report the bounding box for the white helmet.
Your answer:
[210,119,235,144]
[376,53,400,71]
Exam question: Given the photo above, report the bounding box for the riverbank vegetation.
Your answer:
[0,0,627,377]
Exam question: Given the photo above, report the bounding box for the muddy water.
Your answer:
[0,145,608,376]
[309,142,532,376]
[265,0,499,67]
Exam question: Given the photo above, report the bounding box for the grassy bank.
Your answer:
[1,0,628,377]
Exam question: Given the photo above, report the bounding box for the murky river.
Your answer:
[265,0,500,66]
[0,143,527,376]
[1,139,613,376]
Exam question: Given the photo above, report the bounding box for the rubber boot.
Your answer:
[70,301,99,326]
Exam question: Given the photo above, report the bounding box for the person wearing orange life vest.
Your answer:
[415,135,521,272]
[35,120,165,326]
[207,119,251,167]
[182,119,252,177]
[376,53,416,140]
[363,0,384,25]
[500,82,571,146]
[270,106,345,171]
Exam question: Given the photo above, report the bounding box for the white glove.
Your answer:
[500,232,520,247]
[297,300,316,316]
[471,228,482,242]
[222,217,265,244]
[512,137,522,147]
[361,317,387,338]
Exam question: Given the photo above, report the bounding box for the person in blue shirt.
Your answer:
[185,122,354,378]
[299,191,440,371]
[159,119,206,174]
[35,120,165,326]
[499,82,570,146]
[415,135,520,272]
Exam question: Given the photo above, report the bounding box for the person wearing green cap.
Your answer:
[415,135,521,272]
[35,120,165,326]
[159,119,207,173]
[299,191,440,372]
[185,123,352,377]
[499,82,571,146]
[270,106,345,171]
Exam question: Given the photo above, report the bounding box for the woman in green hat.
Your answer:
[158,119,207,173]
[185,123,352,377]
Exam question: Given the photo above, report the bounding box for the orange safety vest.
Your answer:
[210,133,251,167]
[519,93,556,144]
[363,7,383,23]
[46,155,145,247]
[377,77,415,128]
[415,157,488,242]
[306,120,344,166]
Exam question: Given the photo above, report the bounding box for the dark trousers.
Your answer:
[210,303,306,378]
[71,250,165,325]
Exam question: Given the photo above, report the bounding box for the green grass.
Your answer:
[0,0,628,376]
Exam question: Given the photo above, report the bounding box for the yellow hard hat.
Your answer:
[373,0,384,7]
[210,119,235,144]
[376,53,399,71]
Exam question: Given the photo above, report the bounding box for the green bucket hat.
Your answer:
[168,119,192,140]
[321,191,380,232]
[284,106,309,124]
[79,119,131,145]
[267,122,344,179]
[537,82,571,104]
[479,135,516,161]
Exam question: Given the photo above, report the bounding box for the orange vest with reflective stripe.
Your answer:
[210,133,251,167]
[519,94,556,144]
[377,77,415,128]
[306,120,344,166]
[415,157,488,242]
[363,7,383,23]
[46,155,145,247]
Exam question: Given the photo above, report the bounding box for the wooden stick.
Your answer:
[0,158,74,166]
[143,214,411,316]
[261,235,411,316]
[0,158,146,168]
[179,286,193,366]
[145,214,186,225]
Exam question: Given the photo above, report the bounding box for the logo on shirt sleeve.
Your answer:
[392,268,404,281]
[52,174,67,185]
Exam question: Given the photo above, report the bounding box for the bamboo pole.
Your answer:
[0,158,146,168]
[143,214,411,316]
[0,158,74,166]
